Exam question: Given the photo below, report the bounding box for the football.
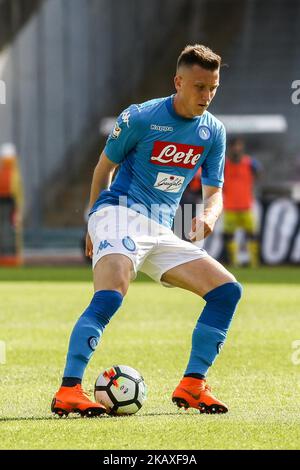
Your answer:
[94,365,147,415]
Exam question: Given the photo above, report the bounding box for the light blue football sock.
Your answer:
[184,282,242,377]
[63,290,123,380]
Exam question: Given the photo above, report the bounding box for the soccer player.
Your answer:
[223,137,262,267]
[51,44,242,417]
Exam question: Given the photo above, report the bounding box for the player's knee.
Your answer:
[224,282,243,309]
[204,281,242,312]
[200,282,242,332]
[210,282,242,318]
[87,290,123,327]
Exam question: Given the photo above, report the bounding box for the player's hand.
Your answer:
[189,215,215,242]
[85,232,93,258]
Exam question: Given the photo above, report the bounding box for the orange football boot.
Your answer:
[172,377,228,414]
[51,384,106,418]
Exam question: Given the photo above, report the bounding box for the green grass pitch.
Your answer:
[0,266,300,450]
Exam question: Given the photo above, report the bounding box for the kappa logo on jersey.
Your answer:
[154,172,185,193]
[121,110,130,127]
[150,124,174,132]
[150,141,204,169]
[97,240,113,253]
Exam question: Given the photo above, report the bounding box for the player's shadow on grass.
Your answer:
[131,411,199,417]
[0,417,60,422]
[0,411,196,421]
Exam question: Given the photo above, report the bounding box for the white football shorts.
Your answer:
[88,205,207,286]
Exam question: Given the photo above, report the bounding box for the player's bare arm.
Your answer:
[189,185,223,241]
[85,152,118,258]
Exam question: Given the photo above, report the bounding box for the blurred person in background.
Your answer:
[0,143,23,266]
[223,137,262,267]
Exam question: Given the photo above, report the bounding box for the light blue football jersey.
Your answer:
[90,95,226,228]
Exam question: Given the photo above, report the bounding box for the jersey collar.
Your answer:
[166,95,202,122]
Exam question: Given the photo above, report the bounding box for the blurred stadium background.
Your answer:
[0,0,299,266]
[1,0,300,451]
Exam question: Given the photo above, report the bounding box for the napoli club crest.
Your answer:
[199,126,211,140]
[122,236,136,252]
[88,336,99,351]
